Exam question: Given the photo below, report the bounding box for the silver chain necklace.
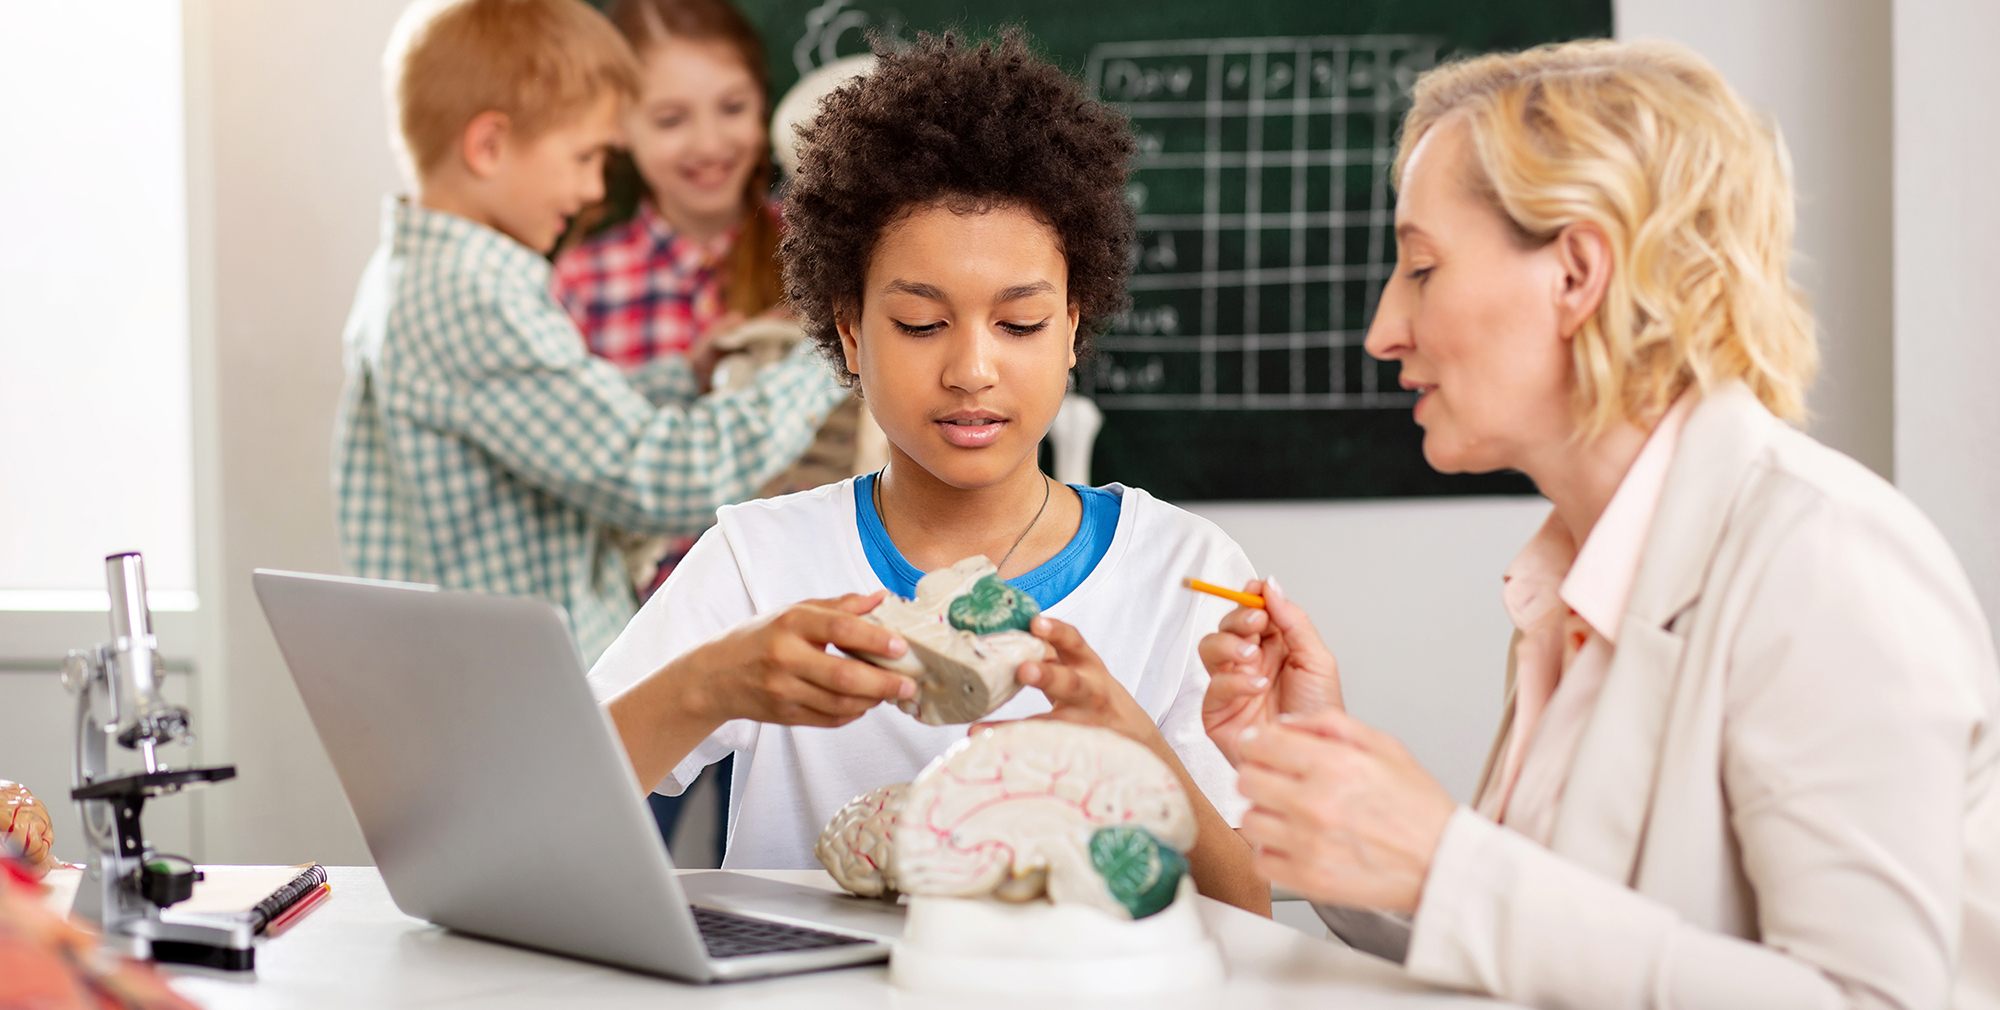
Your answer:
[874,467,1053,574]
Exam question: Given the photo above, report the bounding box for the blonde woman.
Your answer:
[1199,40,2000,1008]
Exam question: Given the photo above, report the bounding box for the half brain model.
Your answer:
[813,783,907,898]
[0,780,54,876]
[851,556,1053,725]
[885,721,1196,920]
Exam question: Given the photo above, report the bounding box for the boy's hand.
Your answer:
[689,311,745,392]
[973,616,1162,752]
[1198,577,1344,768]
[679,592,913,729]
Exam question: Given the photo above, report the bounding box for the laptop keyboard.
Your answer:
[691,906,873,959]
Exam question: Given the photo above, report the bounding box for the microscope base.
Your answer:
[151,940,255,972]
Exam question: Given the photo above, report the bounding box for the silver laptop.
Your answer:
[252,569,902,983]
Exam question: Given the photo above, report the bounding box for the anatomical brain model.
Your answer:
[895,720,1193,918]
[815,724,1194,913]
[0,779,55,878]
[816,722,1225,994]
[848,556,1053,725]
[813,783,906,899]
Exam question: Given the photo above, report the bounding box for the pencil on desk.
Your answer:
[262,882,332,938]
[1182,577,1265,609]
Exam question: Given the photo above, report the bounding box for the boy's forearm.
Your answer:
[625,353,699,406]
[455,342,841,536]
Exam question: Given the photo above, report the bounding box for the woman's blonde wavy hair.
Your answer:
[1395,39,1817,434]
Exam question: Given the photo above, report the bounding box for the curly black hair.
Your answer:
[781,30,1136,385]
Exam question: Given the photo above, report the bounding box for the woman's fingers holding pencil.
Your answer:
[1214,579,1273,638]
[1200,625,1268,679]
[1200,577,1345,767]
[1200,581,1279,766]
[1257,578,1344,718]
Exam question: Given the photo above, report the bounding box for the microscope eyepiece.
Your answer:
[103,553,189,756]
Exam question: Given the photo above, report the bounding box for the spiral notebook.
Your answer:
[180,864,329,932]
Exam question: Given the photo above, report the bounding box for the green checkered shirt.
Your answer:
[336,199,845,662]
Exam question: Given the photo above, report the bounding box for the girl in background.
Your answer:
[556,0,862,598]
[555,0,780,380]
[551,0,808,857]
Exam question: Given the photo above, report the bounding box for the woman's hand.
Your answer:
[1235,709,1456,912]
[608,592,914,790]
[972,616,1160,748]
[1198,577,1344,767]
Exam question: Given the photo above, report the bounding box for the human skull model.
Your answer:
[892,721,1196,920]
[813,783,907,898]
[847,556,1053,725]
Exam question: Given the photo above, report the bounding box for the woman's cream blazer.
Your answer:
[1357,384,2000,1009]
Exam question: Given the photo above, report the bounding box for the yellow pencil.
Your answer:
[1181,577,1266,609]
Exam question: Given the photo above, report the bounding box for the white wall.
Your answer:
[186,0,409,864]
[0,0,198,603]
[1615,0,1896,478]
[1188,499,1549,800]
[1893,0,2000,636]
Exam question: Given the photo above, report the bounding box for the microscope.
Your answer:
[63,552,253,969]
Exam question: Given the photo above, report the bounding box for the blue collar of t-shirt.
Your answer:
[853,473,1122,611]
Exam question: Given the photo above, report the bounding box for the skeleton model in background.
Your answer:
[772,54,879,179]
[1046,392,1103,486]
[844,556,1053,725]
[815,722,1225,995]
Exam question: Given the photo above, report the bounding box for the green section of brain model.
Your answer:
[1088,824,1187,919]
[946,574,1041,635]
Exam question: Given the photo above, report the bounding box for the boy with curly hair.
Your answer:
[593,32,1268,913]
[337,0,848,661]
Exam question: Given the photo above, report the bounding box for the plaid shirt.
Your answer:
[550,200,744,369]
[335,199,845,661]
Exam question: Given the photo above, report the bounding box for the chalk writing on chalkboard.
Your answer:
[1085,36,1442,412]
[720,0,1594,500]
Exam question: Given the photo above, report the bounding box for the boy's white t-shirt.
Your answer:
[586,478,1256,870]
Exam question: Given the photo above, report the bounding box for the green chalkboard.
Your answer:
[741,1,1610,499]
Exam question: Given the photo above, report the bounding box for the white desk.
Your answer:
[137,867,1507,1008]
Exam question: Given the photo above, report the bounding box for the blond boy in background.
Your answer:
[337,0,846,662]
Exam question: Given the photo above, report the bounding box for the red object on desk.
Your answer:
[262,883,331,938]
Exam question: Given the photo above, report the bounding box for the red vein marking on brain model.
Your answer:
[816,783,909,897]
[0,782,54,868]
[893,722,1195,913]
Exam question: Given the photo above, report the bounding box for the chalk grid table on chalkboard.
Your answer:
[1084,36,1444,413]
